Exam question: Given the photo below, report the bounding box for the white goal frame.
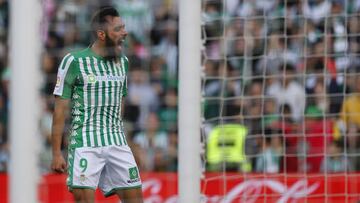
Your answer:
[9,0,41,202]
[178,0,202,202]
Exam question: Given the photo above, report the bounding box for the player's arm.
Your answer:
[51,53,77,173]
[51,97,70,173]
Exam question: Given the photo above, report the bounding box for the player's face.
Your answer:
[104,16,127,60]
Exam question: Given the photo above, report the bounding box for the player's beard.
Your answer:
[104,34,118,61]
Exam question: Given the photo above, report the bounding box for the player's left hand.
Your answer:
[51,153,67,173]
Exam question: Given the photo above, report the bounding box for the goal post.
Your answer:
[178,0,202,202]
[9,0,42,202]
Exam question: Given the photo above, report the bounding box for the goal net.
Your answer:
[201,0,360,202]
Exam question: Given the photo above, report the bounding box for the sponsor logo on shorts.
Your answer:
[127,167,140,183]
[80,174,86,182]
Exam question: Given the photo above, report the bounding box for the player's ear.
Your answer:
[97,30,106,41]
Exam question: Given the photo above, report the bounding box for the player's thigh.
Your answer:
[68,147,106,190]
[115,187,143,203]
[72,188,95,203]
[99,145,142,197]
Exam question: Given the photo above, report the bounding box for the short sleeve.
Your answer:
[53,53,78,99]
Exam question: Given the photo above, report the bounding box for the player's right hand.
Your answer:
[51,154,67,173]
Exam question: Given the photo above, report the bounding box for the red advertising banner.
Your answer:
[1,173,360,202]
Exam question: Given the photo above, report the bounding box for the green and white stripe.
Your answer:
[106,60,118,145]
[100,60,115,146]
[93,57,107,146]
[86,57,97,146]
[78,57,91,147]
[110,60,122,146]
[55,48,129,148]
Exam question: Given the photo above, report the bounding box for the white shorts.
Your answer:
[67,145,142,196]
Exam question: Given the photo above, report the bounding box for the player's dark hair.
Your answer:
[91,6,119,37]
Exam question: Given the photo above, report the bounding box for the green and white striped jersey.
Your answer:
[54,48,129,148]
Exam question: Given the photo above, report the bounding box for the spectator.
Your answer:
[112,0,153,44]
[0,142,8,172]
[149,56,168,96]
[166,129,178,171]
[305,78,329,117]
[39,97,54,173]
[152,20,178,79]
[269,103,300,172]
[207,123,251,172]
[340,74,360,129]
[158,88,177,131]
[302,0,331,25]
[0,0,8,36]
[127,66,159,129]
[255,135,282,173]
[321,140,354,172]
[346,123,360,170]
[262,97,280,128]
[267,64,306,122]
[133,113,168,171]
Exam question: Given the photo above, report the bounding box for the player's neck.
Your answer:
[91,41,107,58]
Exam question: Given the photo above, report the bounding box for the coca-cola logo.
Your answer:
[142,178,320,203]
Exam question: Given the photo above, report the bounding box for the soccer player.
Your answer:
[51,6,143,203]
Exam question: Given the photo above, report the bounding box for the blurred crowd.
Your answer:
[0,0,360,174]
[203,0,360,173]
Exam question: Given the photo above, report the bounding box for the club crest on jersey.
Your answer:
[87,74,96,84]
